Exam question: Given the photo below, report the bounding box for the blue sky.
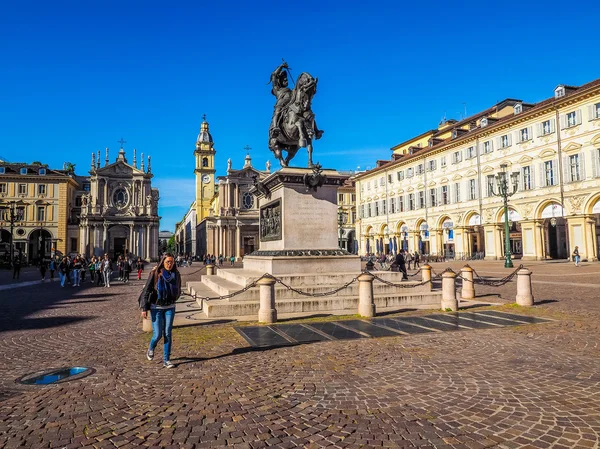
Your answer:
[2,0,599,231]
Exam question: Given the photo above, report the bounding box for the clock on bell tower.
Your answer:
[194,115,216,221]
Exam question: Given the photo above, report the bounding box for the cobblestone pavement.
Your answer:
[1,261,600,448]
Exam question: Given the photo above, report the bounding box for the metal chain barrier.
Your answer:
[407,268,421,277]
[462,264,523,287]
[363,269,433,288]
[197,273,359,301]
[272,275,358,297]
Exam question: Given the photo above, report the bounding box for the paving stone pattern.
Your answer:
[1,261,600,448]
[236,312,552,348]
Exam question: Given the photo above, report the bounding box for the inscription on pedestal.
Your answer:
[260,199,282,242]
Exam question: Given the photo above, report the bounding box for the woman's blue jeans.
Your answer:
[149,307,175,362]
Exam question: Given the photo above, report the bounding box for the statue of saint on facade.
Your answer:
[268,61,323,168]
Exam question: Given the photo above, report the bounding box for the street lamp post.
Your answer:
[491,163,519,268]
[0,200,26,267]
[337,210,347,250]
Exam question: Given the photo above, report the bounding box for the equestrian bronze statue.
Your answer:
[268,61,323,168]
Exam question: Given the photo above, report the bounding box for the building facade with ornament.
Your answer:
[77,146,160,260]
[354,78,600,262]
[0,160,78,263]
[175,117,271,259]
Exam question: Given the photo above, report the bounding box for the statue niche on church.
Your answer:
[268,61,323,168]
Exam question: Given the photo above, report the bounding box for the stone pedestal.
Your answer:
[515,268,534,306]
[441,270,458,311]
[257,277,277,323]
[245,167,361,275]
[460,265,475,300]
[357,273,376,317]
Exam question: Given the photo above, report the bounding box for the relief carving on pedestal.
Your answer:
[259,199,282,242]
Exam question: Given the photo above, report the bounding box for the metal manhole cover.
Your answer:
[16,366,95,385]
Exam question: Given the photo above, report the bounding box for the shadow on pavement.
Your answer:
[173,343,302,367]
[11,316,93,331]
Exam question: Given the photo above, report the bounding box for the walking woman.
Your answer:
[139,253,181,368]
[136,257,144,280]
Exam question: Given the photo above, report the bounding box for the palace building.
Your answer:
[0,161,78,262]
[355,78,600,262]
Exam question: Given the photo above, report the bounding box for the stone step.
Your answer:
[193,274,430,301]
[214,268,419,288]
[199,291,442,318]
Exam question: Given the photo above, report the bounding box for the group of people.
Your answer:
[35,254,145,288]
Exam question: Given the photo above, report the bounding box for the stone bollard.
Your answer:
[460,265,475,300]
[257,277,277,323]
[206,264,215,275]
[357,272,376,318]
[142,312,152,332]
[441,269,458,312]
[421,264,432,291]
[515,268,534,306]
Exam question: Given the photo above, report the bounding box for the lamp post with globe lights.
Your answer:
[491,164,520,268]
[0,200,26,266]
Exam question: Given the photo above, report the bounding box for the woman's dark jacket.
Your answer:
[139,268,182,311]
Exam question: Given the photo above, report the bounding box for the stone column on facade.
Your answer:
[482,224,496,260]
[434,229,443,256]
[103,180,108,212]
[587,216,599,261]
[129,224,134,256]
[235,225,241,260]
[535,220,545,260]
[145,224,151,260]
[103,223,108,254]
[567,215,594,262]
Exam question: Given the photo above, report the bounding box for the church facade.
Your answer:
[174,117,270,259]
[77,146,160,260]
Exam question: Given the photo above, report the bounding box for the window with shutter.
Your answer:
[592,149,600,178]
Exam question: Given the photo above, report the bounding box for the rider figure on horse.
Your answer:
[269,61,292,140]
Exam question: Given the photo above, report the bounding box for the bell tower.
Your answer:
[194,115,216,222]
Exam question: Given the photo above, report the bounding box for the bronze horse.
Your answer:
[269,72,323,167]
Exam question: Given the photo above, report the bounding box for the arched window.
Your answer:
[202,157,208,167]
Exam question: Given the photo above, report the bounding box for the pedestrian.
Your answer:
[89,257,96,283]
[139,253,181,369]
[406,251,413,270]
[39,259,47,281]
[80,256,87,283]
[12,255,21,279]
[230,255,235,266]
[413,251,420,269]
[573,246,580,267]
[218,254,224,266]
[49,258,56,281]
[72,256,82,287]
[123,257,131,283]
[95,258,104,286]
[136,257,144,280]
[58,257,69,287]
[102,254,113,287]
[395,250,409,281]
[117,255,124,281]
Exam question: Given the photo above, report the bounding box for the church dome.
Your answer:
[197,115,213,144]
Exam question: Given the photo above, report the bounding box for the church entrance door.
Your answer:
[114,238,127,260]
